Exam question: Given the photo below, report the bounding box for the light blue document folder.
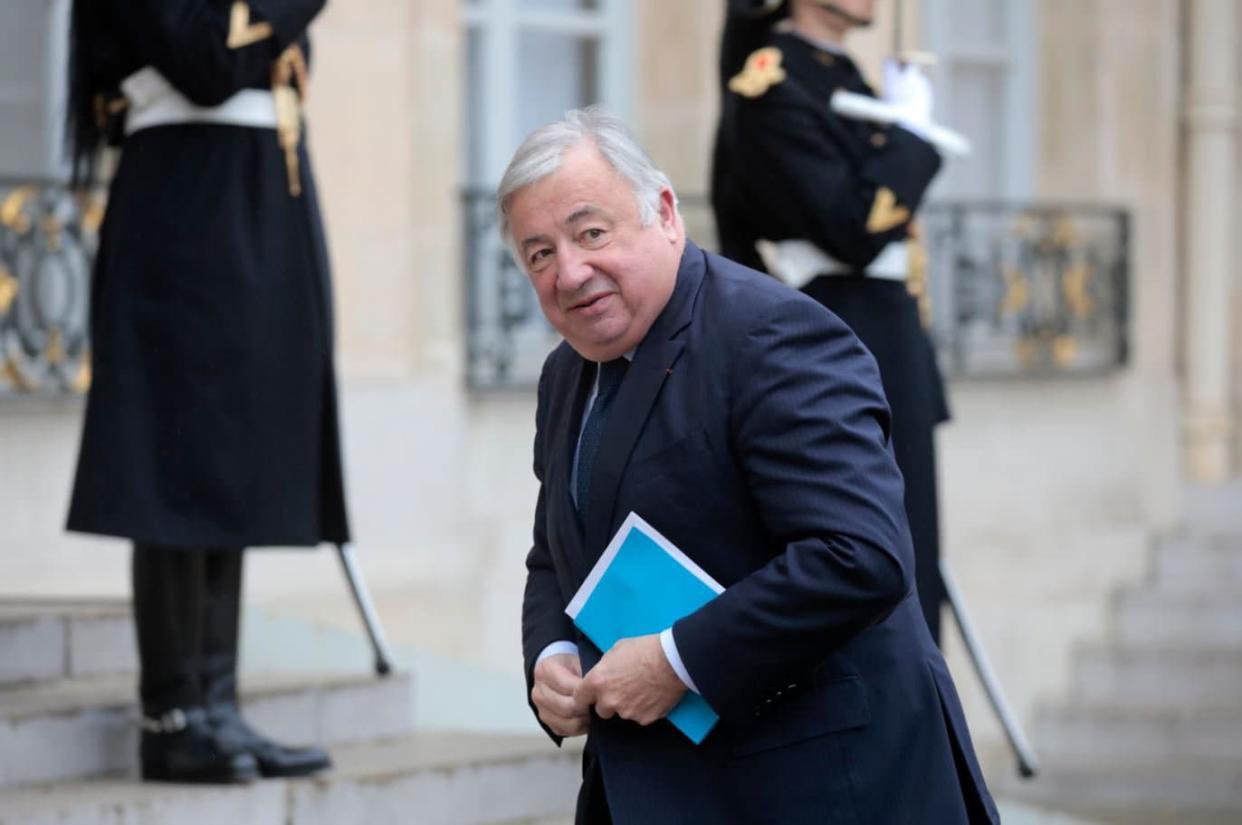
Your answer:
[566,512,723,744]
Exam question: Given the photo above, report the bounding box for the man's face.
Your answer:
[803,0,876,27]
[507,143,684,362]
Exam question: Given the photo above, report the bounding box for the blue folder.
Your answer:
[566,512,723,744]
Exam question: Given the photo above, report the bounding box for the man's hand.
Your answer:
[574,634,686,726]
[532,653,590,738]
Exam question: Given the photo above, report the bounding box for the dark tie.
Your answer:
[576,358,629,517]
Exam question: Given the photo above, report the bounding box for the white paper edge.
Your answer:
[565,511,724,621]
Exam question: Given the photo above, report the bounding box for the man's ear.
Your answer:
[657,188,682,243]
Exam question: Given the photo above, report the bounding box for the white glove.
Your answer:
[882,58,935,142]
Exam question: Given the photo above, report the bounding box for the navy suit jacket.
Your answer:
[522,242,998,824]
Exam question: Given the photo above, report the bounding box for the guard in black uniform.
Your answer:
[712,0,951,643]
[65,0,346,783]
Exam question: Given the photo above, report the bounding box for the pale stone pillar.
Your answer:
[1183,0,1238,481]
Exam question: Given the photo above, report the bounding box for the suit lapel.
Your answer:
[582,243,706,557]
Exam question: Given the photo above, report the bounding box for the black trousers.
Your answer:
[131,545,243,714]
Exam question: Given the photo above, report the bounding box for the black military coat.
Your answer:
[711,7,949,639]
[67,0,349,550]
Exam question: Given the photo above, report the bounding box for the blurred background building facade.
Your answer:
[1,0,1240,821]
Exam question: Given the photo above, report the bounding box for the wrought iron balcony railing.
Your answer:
[3,187,1126,397]
[921,202,1129,379]
[463,191,1128,390]
[0,180,97,399]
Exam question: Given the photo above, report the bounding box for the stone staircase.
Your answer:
[0,598,581,824]
[1003,484,1242,824]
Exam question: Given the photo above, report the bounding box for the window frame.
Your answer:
[461,0,635,187]
[921,0,1037,200]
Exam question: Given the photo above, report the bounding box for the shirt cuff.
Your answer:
[659,628,700,694]
[535,640,579,667]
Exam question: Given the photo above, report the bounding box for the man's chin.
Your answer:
[565,332,633,363]
[814,1,873,27]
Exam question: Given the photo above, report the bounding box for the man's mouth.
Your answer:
[569,292,613,312]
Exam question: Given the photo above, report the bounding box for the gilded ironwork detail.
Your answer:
[41,215,63,251]
[0,182,95,398]
[921,203,1129,378]
[1,186,35,235]
[461,194,1128,389]
[70,357,93,394]
[0,267,17,314]
[462,189,558,389]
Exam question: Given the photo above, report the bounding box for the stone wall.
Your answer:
[309,0,462,380]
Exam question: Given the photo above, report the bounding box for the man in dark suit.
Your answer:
[501,107,997,824]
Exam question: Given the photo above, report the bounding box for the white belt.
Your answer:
[121,67,278,136]
[756,239,908,290]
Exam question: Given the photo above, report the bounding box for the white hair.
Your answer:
[496,106,678,251]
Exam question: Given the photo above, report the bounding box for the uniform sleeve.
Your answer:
[720,1,787,85]
[670,296,914,720]
[522,367,578,744]
[733,84,942,268]
[129,0,326,106]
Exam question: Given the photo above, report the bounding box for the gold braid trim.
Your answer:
[228,2,274,49]
[906,221,932,328]
[271,45,309,197]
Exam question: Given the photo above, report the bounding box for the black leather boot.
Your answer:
[140,707,259,783]
[208,703,333,777]
[201,550,333,778]
[132,546,257,784]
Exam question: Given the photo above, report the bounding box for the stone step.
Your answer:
[1070,644,1242,709]
[1150,536,1242,592]
[1076,812,1242,825]
[1033,702,1242,765]
[0,599,135,687]
[0,671,413,789]
[1000,760,1242,821]
[0,732,582,825]
[289,732,581,825]
[1114,590,1242,646]
[1181,481,1242,538]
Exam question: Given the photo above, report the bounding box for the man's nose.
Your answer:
[556,244,594,291]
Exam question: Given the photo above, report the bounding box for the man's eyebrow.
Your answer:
[565,205,608,226]
[518,207,610,250]
[519,233,551,251]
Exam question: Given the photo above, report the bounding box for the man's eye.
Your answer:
[529,248,552,266]
[582,228,606,243]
